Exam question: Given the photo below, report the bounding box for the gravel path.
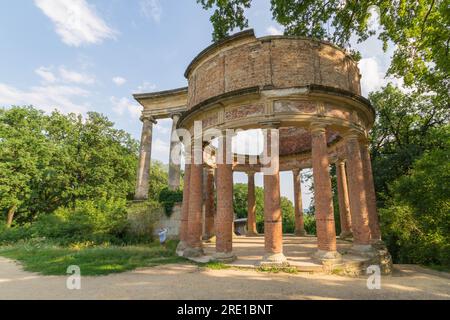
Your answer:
[0,257,449,300]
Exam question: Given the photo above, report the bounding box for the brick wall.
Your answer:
[186,37,361,109]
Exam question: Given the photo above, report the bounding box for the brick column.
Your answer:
[293,169,306,236]
[344,130,373,253]
[261,128,287,265]
[183,144,204,258]
[134,115,156,200]
[203,167,215,240]
[360,140,382,242]
[168,113,181,190]
[214,134,235,262]
[311,123,341,261]
[246,171,258,236]
[336,160,353,239]
[176,163,191,255]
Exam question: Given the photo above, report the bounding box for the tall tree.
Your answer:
[369,84,449,199]
[0,107,51,227]
[0,107,139,226]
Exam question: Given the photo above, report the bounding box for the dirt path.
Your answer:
[0,257,449,300]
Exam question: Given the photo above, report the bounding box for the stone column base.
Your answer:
[350,244,376,257]
[246,231,259,237]
[182,246,204,258]
[176,241,188,257]
[370,238,384,246]
[294,229,307,237]
[339,231,353,240]
[314,250,342,263]
[259,253,289,267]
[213,252,236,263]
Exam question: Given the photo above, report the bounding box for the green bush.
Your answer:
[0,198,130,245]
[126,200,162,243]
[304,213,316,235]
[0,223,33,244]
[158,187,183,217]
[380,146,450,268]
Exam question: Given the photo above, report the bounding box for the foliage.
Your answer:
[126,200,162,242]
[158,187,183,217]
[0,199,132,246]
[197,0,252,42]
[148,160,170,202]
[380,145,450,268]
[369,85,449,201]
[198,0,449,101]
[233,183,296,233]
[34,198,129,245]
[303,213,316,235]
[0,240,182,276]
[0,106,139,226]
[0,107,52,226]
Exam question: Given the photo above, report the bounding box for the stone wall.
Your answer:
[127,202,182,240]
[155,203,182,239]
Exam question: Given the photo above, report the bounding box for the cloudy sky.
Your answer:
[0,0,396,207]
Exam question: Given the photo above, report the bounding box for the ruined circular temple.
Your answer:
[133,30,390,271]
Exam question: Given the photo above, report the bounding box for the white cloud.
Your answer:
[152,138,170,160]
[112,76,127,86]
[266,25,283,36]
[155,119,171,135]
[35,66,57,83]
[34,0,116,47]
[359,57,409,96]
[59,67,95,85]
[0,83,89,114]
[140,0,162,23]
[135,81,157,94]
[358,57,384,95]
[110,96,142,119]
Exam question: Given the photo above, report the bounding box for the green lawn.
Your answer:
[0,240,185,276]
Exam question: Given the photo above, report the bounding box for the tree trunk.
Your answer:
[6,205,16,228]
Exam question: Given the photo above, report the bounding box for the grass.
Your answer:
[0,240,185,276]
[199,261,231,270]
[257,265,299,274]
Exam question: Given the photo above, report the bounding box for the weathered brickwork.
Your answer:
[186,34,361,109]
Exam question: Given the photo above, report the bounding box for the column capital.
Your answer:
[246,170,256,177]
[170,112,182,120]
[310,122,327,135]
[140,114,157,124]
[341,128,364,141]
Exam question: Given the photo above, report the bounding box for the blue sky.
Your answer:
[0,0,398,207]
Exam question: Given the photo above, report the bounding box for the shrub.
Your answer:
[380,147,450,268]
[158,187,183,217]
[0,223,33,244]
[304,213,316,235]
[126,200,162,243]
[30,198,129,245]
